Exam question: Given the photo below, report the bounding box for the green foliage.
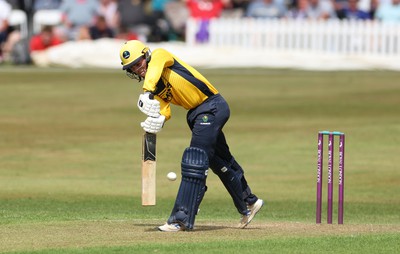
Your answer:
[0,68,399,253]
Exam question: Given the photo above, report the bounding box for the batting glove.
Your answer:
[137,92,160,117]
[141,115,166,133]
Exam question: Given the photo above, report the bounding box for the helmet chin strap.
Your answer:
[125,65,145,82]
[125,70,142,81]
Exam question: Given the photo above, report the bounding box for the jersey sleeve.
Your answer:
[158,97,171,121]
[142,49,175,121]
[142,49,174,93]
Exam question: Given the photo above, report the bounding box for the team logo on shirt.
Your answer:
[200,115,211,125]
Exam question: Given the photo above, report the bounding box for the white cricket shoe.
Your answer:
[238,199,264,229]
[158,223,183,232]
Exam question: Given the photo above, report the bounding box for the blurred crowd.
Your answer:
[1,0,400,64]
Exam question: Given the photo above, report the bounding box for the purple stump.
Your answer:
[316,132,324,224]
[338,134,345,224]
[327,133,334,224]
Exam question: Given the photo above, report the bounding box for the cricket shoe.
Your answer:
[238,199,264,229]
[158,223,183,232]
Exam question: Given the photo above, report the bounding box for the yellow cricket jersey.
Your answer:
[142,48,219,121]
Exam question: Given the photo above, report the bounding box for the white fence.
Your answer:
[186,18,400,56]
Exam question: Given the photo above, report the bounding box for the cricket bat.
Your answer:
[142,132,156,206]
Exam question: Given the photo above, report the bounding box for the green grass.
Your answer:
[0,67,399,253]
[9,234,400,254]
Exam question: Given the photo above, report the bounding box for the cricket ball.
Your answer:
[167,172,177,181]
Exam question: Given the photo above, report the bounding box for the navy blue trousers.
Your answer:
[186,94,258,212]
[187,94,231,161]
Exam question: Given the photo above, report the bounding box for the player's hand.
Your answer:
[141,115,166,133]
[137,92,160,117]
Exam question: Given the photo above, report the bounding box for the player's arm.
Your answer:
[158,98,171,121]
[138,49,174,133]
[137,49,173,117]
[142,49,174,93]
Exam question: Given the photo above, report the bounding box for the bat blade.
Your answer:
[142,132,156,206]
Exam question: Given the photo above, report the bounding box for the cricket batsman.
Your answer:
[119,40,264,231]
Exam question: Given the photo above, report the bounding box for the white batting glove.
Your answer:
[137,92,160,117]
[140,115,166,133]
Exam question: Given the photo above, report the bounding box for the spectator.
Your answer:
[332,0,348,18]
[245,0,287,19]
[375,0,400,23]
[149,0,173,41]
[337,0,371,20]
[59,0,99,40]
[186,0,229,43]
[0,0,12,62]
[369,0,379,18]
[31,0,62,42]
[115,0,152,41]
[29,25,63,66]
[230,0,251,15]
[115,0,170,42]
[76,26,92,40]
[33,0,62,11]
[187,0,228,19]
[89,15,114,39]
[98,0,118,32]
[29,25,63,52]
[286,0,309,19]
[115,25,139,41]
[6,1,34,42]
[303,0,336,20]
[163,0,189,40]
[6,0,23,9]
[152,0,173,19]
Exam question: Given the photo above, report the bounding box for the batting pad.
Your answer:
[167,147,208,230]
[210,156,248,215]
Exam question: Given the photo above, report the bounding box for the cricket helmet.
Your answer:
[119,40,151,70]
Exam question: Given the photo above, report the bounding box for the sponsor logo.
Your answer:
[157,82,173,102]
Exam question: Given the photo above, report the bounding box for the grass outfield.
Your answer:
[0,68,399,253]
